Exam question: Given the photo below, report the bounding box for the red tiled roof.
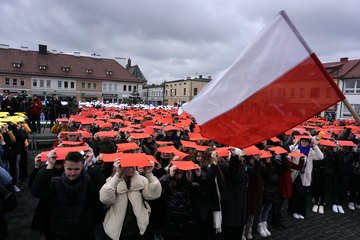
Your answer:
[0,48,142,83]
[323,59,360,78]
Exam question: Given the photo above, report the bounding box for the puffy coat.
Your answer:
[289,145,324,186]
[100,172,161,240]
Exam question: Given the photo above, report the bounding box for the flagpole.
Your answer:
[342,98,360,125]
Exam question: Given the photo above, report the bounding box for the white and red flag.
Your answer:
[182,10,345,148]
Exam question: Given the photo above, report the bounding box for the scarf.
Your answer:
[298,144,311,156]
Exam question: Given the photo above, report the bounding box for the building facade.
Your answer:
[0,44,144,102]
[143,84,164,105]
[164,75,211,106]
[324,57,360,119]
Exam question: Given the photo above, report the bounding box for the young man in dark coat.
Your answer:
[31,150,105,240]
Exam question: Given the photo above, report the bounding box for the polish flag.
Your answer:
[182,11,345,148]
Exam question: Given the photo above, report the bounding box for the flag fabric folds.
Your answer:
[182,10,345,148]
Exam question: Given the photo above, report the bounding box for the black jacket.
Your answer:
[221,155,248,227]
[31,165,105,239]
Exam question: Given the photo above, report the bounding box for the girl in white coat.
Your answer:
[288,136,323,219]
[100,159,162,240]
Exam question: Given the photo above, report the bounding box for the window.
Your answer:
[40,80,44,88]
[71,82,75,88]
[20,80,25,86]
[194,88,198,96]
[114,84,118,91]
[343,104,360,117]
[300,88,305,98]
[174,89,177,95]
[5,78,10,85]
[46,80,51,88]
[64,81,68,88]
[13,78,17,86]
[109,84,113,91]
[88,83,91,89]
[129,85,132,92]
[103,83,107,91]
[62,66,70,72]
[33,79,37,87]
[86,68,92,74]
[184,88,186,95]
[39,64,47,70]
[93,83,97,89]
[106,70,112,75]
[123,85,127,91]
[58,81,62,88]
[345,80,360,94]
[13,62,21,68]
[82,82,85,89]
[134,86,136,92]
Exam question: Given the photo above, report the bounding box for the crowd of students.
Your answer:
[1,104,360,240]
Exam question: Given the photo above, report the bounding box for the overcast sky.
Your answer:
[1,0,359,84]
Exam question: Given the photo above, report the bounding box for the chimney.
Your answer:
[199,75,202,79]
[186,76,191,80]
[340,57,348,62]
[126,58,132,70]
[38,44,47,55]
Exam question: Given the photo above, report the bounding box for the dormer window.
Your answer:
[62,66,70,72]
[39,64,47,70]
[13,62,22,68]
[86,68,93,74]
[106,70,113,76]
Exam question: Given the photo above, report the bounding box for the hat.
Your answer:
[337,140,356,147]
[259,150,273,159]
[40,146,90,161]
[171,161,199,170]
[96,131,118,138]
[100,152,151,167]
[319,139,336,147]
[130,132,151,139]
[214,147,230,157]
[116,142,140,152]
[288,152,305,158]
[157,145,189,160]
[180,140,197,149]
[268,146,288,155]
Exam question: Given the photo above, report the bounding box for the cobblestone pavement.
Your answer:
[4,148,360,240]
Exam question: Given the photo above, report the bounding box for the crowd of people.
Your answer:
[0,101,360,240]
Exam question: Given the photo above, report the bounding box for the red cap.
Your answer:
[116,142,140,152]
[96,131,118,138]
[244,145,261,156]
[171,161,200,170]
[259,150,272,159]
[214,147,230,157]
[288,152,305,158]
[180,140,197,148]
[268,146,288,155]
[337,140,356,147]
[319,139,336,147]
[61,141,84,146]
[130,132,151,139]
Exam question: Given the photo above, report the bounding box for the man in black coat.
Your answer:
[46,94,62,128]
[1,92,19,115]
[31,150,105,240]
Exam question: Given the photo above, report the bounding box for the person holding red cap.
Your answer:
[100,159,161,240]
[288,136,323,219]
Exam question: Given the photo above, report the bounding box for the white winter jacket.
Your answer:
[100,172,162,240]
[289,145,324,186]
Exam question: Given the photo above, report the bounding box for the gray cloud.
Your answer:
[1,0,359,84]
